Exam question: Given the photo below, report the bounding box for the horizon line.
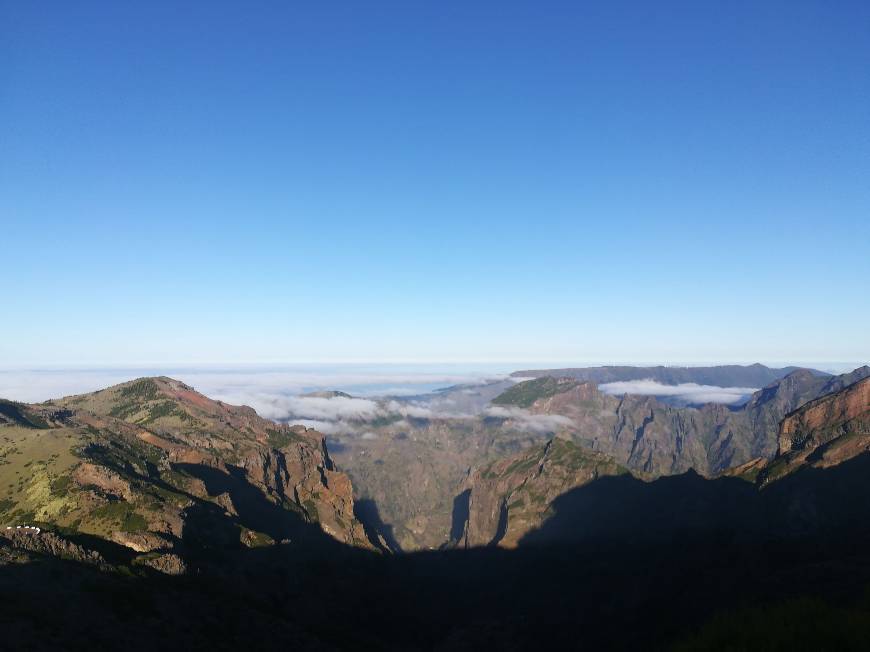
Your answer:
[1,359,867,371]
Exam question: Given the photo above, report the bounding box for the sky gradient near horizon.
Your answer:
[3,2,869,365]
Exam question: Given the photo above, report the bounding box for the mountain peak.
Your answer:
[301,390,354,399]
[8,378,373,555]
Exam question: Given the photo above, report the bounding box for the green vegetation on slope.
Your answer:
[266,428,305,449]
[0,400,51,429]
[91,501,148,532]
[672,595,870,651]
[492,377,579,408]
[0,426,81,524]
[118,379,161,402]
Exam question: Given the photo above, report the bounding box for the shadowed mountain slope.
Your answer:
[519,450,870,548]
[5,427,870,650]
[458,437,628,547]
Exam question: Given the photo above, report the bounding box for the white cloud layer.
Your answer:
[484,406,574,432]
[286,419,346,435]
[0,366,510,405]
[0,364,583,446]
[279,396,381,421]
[598,380,758,405]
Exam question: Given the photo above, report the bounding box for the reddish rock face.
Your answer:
[72,462,134,501]
[778,377,870,456]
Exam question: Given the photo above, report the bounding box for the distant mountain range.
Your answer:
[510,362,828,386]
[490,366,869,478]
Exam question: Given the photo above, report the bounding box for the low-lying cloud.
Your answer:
[484,406,574,432]
[598,380,758,405]
[279,396,380,421]
[282,397,481,436]
[383,400,477,420]
[0,366,511,404]
[286,419,346,435]
[0,365,572,437]
[384,400,434,419]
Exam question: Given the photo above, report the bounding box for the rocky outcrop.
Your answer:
[0,530,106,568]
[137,552,187,575]
[778,376,870,455]
[110,530,173,553]
[460,438,626,547]
[759,376,870,484]
[741,369,832,458]
[72,462,134,500]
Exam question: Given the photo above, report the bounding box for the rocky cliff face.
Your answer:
[456,367,870,548]
[330,414,549,551]
[500,367,870,478]
[740,368,832,458]
[0,528,107,568]
[328,366,869,551]
[517,380,729,474]
[778,375,870,455]
[459,438,626,547]
[0,377,371,570]
[759,376,870,484]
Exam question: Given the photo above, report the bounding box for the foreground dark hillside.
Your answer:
[4,453,870,650]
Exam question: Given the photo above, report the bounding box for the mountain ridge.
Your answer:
[510,363,829,386]
[492,366,870,478]
[0,376,372,571]
[459,367,870,547]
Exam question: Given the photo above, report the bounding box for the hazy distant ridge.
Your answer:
[510,363,828,387]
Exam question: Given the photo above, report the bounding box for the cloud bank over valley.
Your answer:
[598,380,758,405]
[0,365,516,404]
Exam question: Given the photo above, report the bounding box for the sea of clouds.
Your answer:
[0,365,577,436]
[597,379,758,405]
[483,406,575,432]
[0,365,514,405]
[277,396,575,436]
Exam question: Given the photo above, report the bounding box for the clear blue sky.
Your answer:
[2,1,868,365]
